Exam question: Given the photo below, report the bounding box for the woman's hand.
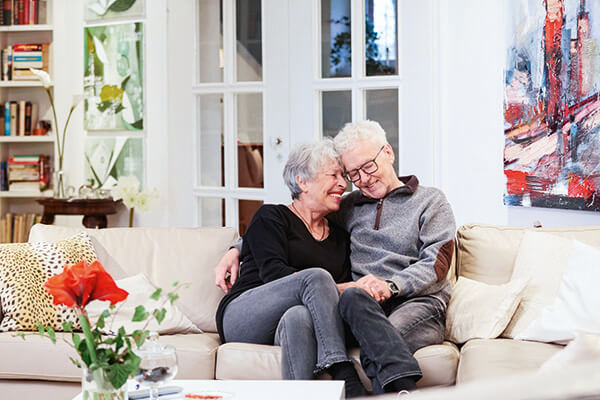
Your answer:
[356,274,392,302]
[214,248,241,293]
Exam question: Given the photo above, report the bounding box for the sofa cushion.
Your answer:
[445,277,527,344]
[455,224,600,284]
[0,331,220,381]
[28,225,239,333]
[215,342,459,389]
[456,338,563,384]
[0,232,98,332]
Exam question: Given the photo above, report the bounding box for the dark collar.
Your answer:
[354,175,419,204]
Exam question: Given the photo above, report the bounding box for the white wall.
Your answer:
[439,0,600,227]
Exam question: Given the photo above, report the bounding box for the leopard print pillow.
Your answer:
[0,232,98,332]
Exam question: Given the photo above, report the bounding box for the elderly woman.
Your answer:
[215,139,366,397]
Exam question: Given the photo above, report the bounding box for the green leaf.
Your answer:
[47,326,56,344]
[131,119,143,130]
[68,356,82,369]
[172,281,179,287]
[108,0,136,13]
[150,288,162,301]
[168,293,179,304]
[153,308,167,325]
[96,309,110,329]
[132,330,149,347]
[62,321,73,333]
[36,323,45,336]
[16,331,25,340]
[106,354,141,389]
[109,305,116,310]
[132,305,149,322]
[72,333,82,349]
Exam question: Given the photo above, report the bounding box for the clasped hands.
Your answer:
[336,274,392,302]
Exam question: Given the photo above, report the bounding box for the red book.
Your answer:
[12,43,42,52]
[17,0,24,25]
[22,0,27,24]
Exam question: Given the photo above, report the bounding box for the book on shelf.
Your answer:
[0,212,40,243]
[2,0,43,26]
[2,100,37,135]
[4,153,49,192]
[1,43,49,81]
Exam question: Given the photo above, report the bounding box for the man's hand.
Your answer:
[356,274,392,302]
[214,248,241,293]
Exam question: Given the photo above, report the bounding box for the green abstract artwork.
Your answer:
[84,137,144,188]
[84,22,144,131]
[84,0,145,21]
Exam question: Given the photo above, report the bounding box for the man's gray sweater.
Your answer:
[332,175,456,304]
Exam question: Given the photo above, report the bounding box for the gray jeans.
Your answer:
[339,287,446,394]
[221,268,350,379]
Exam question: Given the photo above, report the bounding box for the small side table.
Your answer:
[36,198,123,229]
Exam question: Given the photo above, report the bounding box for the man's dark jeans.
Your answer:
[339,287,446,394]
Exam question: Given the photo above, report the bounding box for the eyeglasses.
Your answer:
[344,146,385,183]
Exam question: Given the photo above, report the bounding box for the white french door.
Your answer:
[185,0,438,231]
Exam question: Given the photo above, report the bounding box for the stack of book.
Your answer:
[0,100,39,136]
[1,0,46,25]
[0,212,40,243]
[1,43,50,81]
[6,154,49,192]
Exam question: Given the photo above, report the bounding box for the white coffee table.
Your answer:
[73,379,345,400]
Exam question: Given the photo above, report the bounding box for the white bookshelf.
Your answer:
[0,0,55,238]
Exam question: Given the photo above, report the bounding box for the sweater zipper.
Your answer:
[374,198,384,230]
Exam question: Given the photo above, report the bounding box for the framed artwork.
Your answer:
[504,0,600,211]
[84,22,144,131]
[84,0,145,22]
[84,137,144,189]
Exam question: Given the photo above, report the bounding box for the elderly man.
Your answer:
[215,120,455,394]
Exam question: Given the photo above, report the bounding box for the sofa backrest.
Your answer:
[29,224,238,333]
[456,223,600,284]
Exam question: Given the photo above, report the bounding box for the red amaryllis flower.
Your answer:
[44,260,128,308]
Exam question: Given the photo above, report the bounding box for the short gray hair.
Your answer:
[333,120,388,154]
[283,138,342,199]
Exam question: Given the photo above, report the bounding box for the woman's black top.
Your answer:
[215,204,351,343]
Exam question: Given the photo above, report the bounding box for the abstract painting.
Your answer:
[84,22,144,131]
[504,0,600,211]
[84,137,144,189]
[84,0,145,22]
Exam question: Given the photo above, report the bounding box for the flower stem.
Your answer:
[45,88,62,170]
[78,313,97,365]
[129,208,134,228]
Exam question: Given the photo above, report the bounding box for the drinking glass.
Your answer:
[134,333,178,400]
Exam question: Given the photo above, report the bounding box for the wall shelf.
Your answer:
[0,191,52,198]
[0,136,55,143]
[0,25,53,32]
[0,81,53,88]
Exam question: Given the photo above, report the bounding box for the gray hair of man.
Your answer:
[283,138,343,199]
[333,120,388,154]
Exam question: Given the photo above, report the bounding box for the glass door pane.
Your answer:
[236,0,263,81]
[198,197,226,227]
[365,88,399,172]
[321,0,351,78]
[239,199,263,234]
[198,94,225,187]
[322,90,352,138]
[237,93,264,188]
[365,0,398,76]
[198,0,224,83]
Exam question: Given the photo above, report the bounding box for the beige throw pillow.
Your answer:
[445,276,527,344]
[86,274,202,335]
[0,232,98,332]
[502,231,574,338]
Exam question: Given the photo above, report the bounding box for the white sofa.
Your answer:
[0,223,597,399]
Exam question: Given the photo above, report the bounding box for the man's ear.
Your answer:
[383,143,395,163]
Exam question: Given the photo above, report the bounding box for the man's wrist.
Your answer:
[386,280,399,297]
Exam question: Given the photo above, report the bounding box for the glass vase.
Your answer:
[54,169,66,199]
[82,366,128,400]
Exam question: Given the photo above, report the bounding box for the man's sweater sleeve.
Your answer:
[390,192,456,298]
